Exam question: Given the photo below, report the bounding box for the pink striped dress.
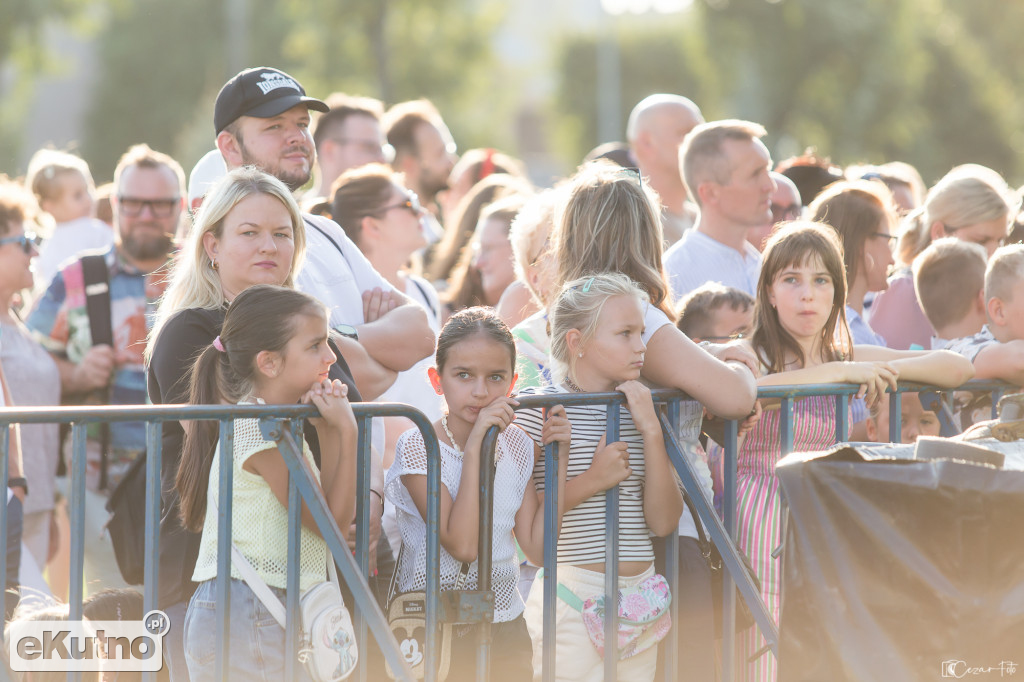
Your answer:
[735,395,837,682]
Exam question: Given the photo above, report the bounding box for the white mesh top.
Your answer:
[385,424,535,622]
[192,402,328,592]
[516,384,655,565]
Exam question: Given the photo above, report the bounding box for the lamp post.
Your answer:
[596,0,693,145]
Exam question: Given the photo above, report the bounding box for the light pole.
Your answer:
[596,0,693,145]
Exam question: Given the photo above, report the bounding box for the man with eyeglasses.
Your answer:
[310,92,390,199]
[27,143,184,590]
[746,172,802,253]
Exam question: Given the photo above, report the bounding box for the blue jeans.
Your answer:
[184,578,312,682]
[164,599,190,682]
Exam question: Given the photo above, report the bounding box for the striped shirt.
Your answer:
[515,384,654,565]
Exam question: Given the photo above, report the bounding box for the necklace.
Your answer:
[441,415,463,456]
[563,376,584,393]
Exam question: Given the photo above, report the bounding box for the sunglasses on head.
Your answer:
[0,232,40,254]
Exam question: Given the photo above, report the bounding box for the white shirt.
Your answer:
[664,229,761,302]
[642,306,710,540]
[34,217,113,293]
[295,214,394,328]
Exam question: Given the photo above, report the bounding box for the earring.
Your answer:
[578,352,584,358]
[211,257,219,270]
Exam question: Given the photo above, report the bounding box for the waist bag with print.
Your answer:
[385,553,469,681]
[232,545,357,681]
[557,572,672,659]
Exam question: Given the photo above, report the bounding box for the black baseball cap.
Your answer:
[214,67,328,134]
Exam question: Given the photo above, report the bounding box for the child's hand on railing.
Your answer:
[588,434,632,490]
[616,380,660,436]
[540,404,572,459]
[303,378,357,434]
[841,361,899,407]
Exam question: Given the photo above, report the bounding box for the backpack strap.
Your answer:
[80,253,114,490]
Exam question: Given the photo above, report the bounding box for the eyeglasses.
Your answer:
[771,203,802,224]
[375,193,424,217]
[699,332,747,343]
[0,232,40,254]
[117,196,180,218]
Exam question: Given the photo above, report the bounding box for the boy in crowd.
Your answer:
[676,282,755,342]
[939,243,1024,426]
[913,238,988,350]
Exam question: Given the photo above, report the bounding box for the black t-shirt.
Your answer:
[147,306,361,607]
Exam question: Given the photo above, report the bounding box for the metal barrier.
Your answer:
[0,402,431,682]
[0,379,1012,682]
[473,379,1013,682]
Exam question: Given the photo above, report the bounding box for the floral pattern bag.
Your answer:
[557,573,673,659]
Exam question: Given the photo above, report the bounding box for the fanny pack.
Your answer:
[384,548,469,682]
[232,545,358,681]
[556,571,672,660]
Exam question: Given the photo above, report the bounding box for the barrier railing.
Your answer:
[473,379,1013,682]
[0,379,1013,682]
[0,402,429,682]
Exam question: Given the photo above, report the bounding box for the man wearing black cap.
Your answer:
[208,65,433,675]
[214,66,434,375]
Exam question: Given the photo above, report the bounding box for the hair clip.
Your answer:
[582,277,595,293]
[212,336,226,352]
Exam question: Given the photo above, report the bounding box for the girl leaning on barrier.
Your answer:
[176,285,357,682]
[516,273,685,682]
[385,307,570,682]
[145,167,384,682]
[728,221,973,682]
[547,160,758,681]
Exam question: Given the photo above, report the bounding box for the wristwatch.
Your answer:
[334,324,359,341]
[8,477,27,495]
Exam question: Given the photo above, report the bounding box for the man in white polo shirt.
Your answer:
[665,119,775,301]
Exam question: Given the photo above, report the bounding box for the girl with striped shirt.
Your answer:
[517,273,685,682]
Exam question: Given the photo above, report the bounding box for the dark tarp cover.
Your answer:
[776,441,1024,681]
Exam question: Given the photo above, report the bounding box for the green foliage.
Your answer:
[77,0,501,182]
[553,0,1023,184]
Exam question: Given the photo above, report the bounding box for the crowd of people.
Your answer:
[0,64,1018,681]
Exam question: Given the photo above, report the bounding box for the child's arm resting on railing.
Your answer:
[756,360,899,408]
[642,326,758,420]
[618,381,684,537]
[854,346,976,387]
[244,380,358,538]
[404,397,518,564]
[516,406,571,566]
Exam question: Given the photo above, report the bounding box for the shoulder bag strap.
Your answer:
[302,216,351,268]
[410,278,439,320]
[81,253,114,490]
[230,544,288,628]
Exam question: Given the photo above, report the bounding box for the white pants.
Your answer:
[524,563,659,682]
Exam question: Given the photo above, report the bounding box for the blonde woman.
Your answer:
[147,167,388,682]
[870,165,1020,349]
